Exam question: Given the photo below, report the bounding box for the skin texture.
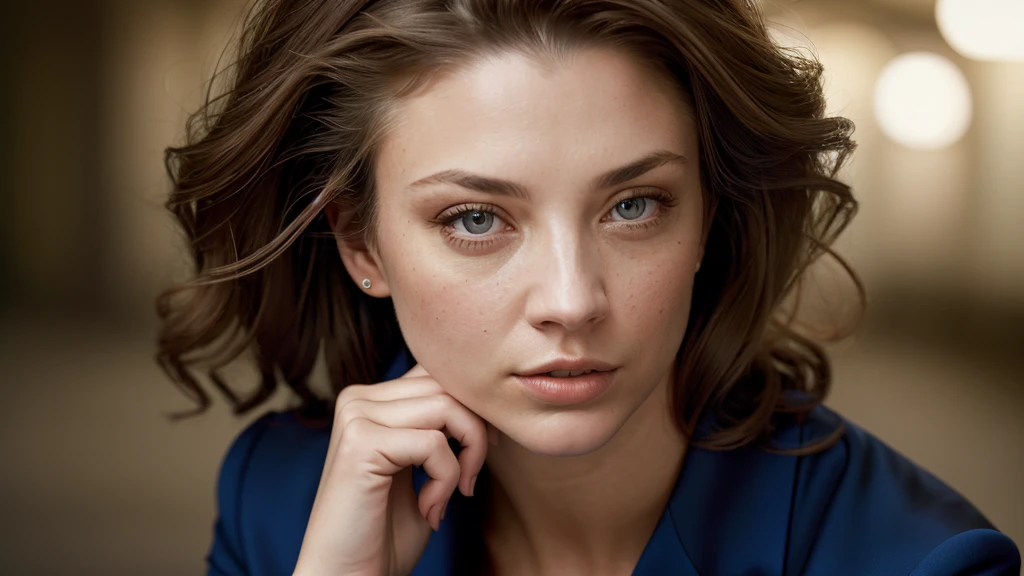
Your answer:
[334,47,706,574]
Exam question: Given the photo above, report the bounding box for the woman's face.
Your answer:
[341,47,704,456]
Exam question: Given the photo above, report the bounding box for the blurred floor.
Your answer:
[0,317,1019,575]
[0,318,285,576]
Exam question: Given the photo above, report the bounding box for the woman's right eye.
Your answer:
[453,209,497,235]
[434,204,512,251]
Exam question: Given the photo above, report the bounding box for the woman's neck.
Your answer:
[481,368,688,576]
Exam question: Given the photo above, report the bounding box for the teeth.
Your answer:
[547,369,594,377]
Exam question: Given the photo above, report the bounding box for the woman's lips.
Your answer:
[513,369,616,406]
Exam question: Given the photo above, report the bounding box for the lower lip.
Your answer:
[514,369,616,405]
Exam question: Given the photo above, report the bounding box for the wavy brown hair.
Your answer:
[158,0,862,454]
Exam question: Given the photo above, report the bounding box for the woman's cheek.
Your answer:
[624,258,695,345]
[392,279,498,377]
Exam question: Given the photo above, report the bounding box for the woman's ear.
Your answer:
[325,201,391,298]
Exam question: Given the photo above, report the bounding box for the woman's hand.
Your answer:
[291,363,493,576]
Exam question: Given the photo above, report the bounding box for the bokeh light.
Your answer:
[936,0,1024,62]
[873,52,973,150]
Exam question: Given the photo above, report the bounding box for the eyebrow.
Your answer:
[407,149,688,199]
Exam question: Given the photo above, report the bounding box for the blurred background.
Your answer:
[1,0,1021,573]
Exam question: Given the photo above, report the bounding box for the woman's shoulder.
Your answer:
[674,400,1018,574]
[217,409,332,499]
[207,409,331,575]
[775,403,1020,574]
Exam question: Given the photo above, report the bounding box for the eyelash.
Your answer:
[432,189,679,251]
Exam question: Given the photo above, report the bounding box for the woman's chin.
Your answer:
[502,416,624,457]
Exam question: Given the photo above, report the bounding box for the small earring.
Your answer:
[695,261,701,272]
[361,278,372,289]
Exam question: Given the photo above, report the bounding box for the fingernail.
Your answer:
[429,504,440,531]
[469,474,478,497]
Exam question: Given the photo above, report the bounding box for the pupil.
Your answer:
[618,198,645,220]
[463,211,493,234]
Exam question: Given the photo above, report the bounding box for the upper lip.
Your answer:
[517,358,618,376]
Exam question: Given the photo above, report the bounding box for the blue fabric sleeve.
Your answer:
[205,414,274,576]
[910,528,1021,576]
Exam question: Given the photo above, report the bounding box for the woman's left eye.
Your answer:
[603,190,676,226]
[609,196,656,222]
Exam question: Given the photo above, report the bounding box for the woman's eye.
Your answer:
[456,210,497,235]
[435,205,510,250]
[611,197,652,221]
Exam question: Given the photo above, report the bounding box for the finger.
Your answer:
[337,394,488,499]
[400,363,429,379]
[325,374,444,478]
[338,417,461,530]
[338,375,443,406]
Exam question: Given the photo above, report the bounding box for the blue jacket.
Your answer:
[206,345,1020,575]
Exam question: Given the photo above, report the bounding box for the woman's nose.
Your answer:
[522,227,610,332]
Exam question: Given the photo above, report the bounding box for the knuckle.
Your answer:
[341,416,373,446]
[336,398,366,428]
[425,429,449,452]
[335,383,366,414]
[429,393,454,413]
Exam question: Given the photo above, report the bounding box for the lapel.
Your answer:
[636,403,841,575]
[660,441,798,575]
[412,443,802,576]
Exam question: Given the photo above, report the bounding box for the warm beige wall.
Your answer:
[768,0,1024,307]
[99,0,251,321]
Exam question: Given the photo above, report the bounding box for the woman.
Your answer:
[157,0,1021,574]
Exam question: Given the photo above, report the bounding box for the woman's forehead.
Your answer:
[376,48,697,194]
